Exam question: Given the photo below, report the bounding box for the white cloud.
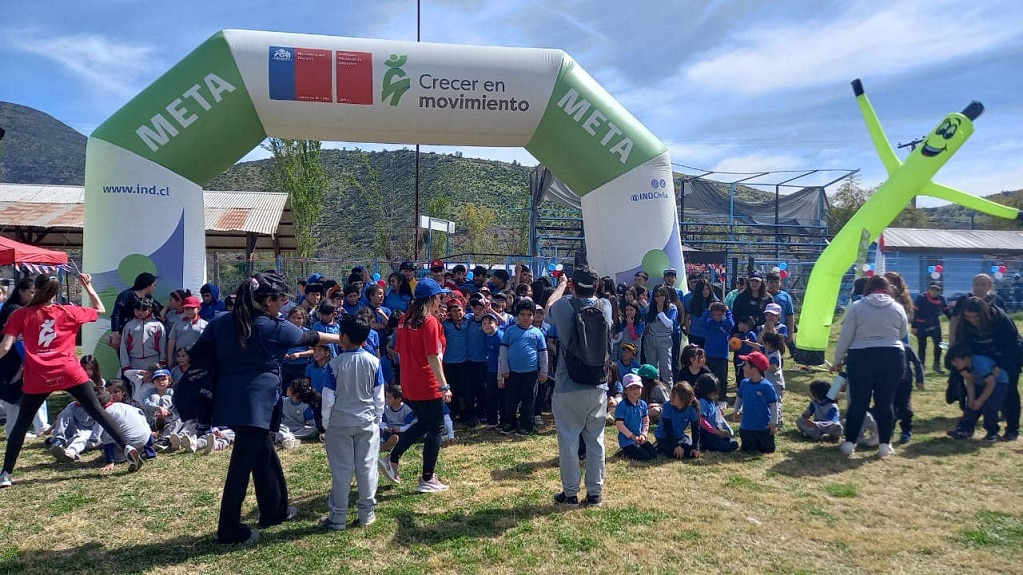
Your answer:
[683,1,1023,95]
[7,30,161,95]
[710,153,803,175]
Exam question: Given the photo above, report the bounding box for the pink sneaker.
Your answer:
[378,455,400,484]
[416,475,449,493]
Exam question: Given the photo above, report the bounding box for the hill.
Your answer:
[0,102,86,185]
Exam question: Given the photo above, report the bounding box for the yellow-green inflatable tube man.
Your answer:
[793,79,1022,366]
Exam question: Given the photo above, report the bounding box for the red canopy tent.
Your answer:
[0,235,68,267]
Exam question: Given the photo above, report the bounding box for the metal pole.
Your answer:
[413,0,422,261]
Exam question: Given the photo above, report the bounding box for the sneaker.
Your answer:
[378,455,400,484]
[499,423,516,435]
[863,435,880,448]
[381,434,399,452]
[933,365,946,375]
[1002,431,1019,442]
[244,528,260,544]
[168,433,182,451]
[284,504,299,521]
[49,442,71,461]
[155,439,172,452]
[359,512,376,527]
[586,494,603,507]
[281,438,300,450]
[416,475,450,493]
[899,432,912,445]
[947,429,973,440]
[58,448,80,463]
[982,432,1001,442]
[514,427,530,437]
[533,415,544,427]
[125,446,142,472]
[839,441,856,456]
[0,471,12,488]
[553,491,579,507]
[202,433,216,454]
[318,516,346,532]
[878,443,895,457]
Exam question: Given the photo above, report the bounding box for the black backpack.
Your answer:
[563,298,610,385]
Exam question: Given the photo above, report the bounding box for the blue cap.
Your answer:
[414,278,451,299]
[663,268,677,276]
[152,368,172,379]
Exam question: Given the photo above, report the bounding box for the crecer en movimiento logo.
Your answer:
[630,179,669,202]
[381,54,411,106]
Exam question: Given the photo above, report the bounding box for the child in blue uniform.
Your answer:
[654,382,701,459]
[947,344,1011,441]
[796,380,843,442]
[733,351,779,454]
[615,375,657,460]
[498,299,548,435]
[693,374,738,452]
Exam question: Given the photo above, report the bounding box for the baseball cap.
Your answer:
[399,261,416,271]
[623,374,643,388]
[634,271,649,280]
[765,303,782,316]
[748,271,763,280]
[480,311,501,323]
[928,283,942,290]
[738,351,770,371]
[663,268,677,277]
[430,259,445,271]
[633,364,660,379]
[446,297,464,309]
[182,295,201,309]
[414,278,451,299]
[152,368,172,379]
[621,343,638,355]
[571,267,599,289]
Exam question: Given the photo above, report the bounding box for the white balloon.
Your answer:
[555,264,564,271]
[771,266,781,273]
[931,271,941,279]
[861,263,871,272]
[995,272,1005,280]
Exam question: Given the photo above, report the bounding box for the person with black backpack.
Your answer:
[546,266,612,508]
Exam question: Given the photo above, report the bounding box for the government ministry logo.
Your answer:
[381,54,411,106]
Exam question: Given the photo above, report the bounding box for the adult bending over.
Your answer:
[831,275,908,458]
[378,278,454,493]
[0,274,140,488]
[189,272,340,544]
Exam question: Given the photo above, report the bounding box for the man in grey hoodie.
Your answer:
[831,275,909,457]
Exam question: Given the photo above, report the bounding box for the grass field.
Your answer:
[2,321,1022,575]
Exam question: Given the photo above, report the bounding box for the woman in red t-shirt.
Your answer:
[0,274,138,488]
[379,278,453,494]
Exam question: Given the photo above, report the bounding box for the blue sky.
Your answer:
[3,0,1022,206]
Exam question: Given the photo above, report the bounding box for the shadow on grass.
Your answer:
[898,435,982,459]
[768,444,871,477]
[910,414,962,435]
[489,455,560,481]
[391,501,553,547]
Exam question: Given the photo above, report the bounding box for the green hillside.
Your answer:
[0,102,87,184]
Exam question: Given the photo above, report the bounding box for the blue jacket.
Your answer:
[466,316,489,363]
[190,313,318,430]
[654,403,699,445]
[199,283,226,321]
[442,315,473,364]
[485,328,504,373]
[701,309,735,360]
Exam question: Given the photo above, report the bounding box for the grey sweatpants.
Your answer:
[643,333,674,385]
[795,416,843,440]
[324,421,379,524]
[552,388,606,498]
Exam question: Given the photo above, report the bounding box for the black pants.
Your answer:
[443,362,468,422]
[483,372,502,425]
[504,371,538,431]
[621,442,658,460]
[655,439,697,459]
[217,425,288,544]
[3,382,128,474]
[391,398,446,481]
[671,332,682,380]
[1003,370,1021,435]
[845,347,904,445]
[915,327,942,367]
[463,361,487,424]
[699,429,739,452]
[892,376,914,434]
[739,429,776,454]
[706,356,729,398]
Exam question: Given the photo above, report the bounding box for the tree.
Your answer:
[264,139,328,258]
[826,174,873,234]
[461,203,497,255]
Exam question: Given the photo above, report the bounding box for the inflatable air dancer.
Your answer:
[793,79,1022,365]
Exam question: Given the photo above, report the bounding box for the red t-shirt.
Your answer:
[395,314,445,401]
[3,304,98,394]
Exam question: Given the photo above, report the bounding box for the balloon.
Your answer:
[552,270,561,278]
[372,272,381,282]
[779,270,788,279]
[466,271,474,280]
[778,262,788,271]
[377,280,386,287]
[548,263,556,272]
[999,265,1007,273]
[934,265,943,273]
[862,264,871,272]
[868,263,875,271]
[771,266,781,273]
[556,264,564,271]
[931,271,941,279]
[866,270,875,277]
[991,265,999,273]
[995,272,1005,280]
[927,265,935,274]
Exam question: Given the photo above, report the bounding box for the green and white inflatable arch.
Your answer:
[83,29,685,365]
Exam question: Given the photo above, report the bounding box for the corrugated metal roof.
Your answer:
[883,227,1023,253]
[0,183,294,251]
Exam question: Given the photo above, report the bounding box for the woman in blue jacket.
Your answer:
[190,272,340,544]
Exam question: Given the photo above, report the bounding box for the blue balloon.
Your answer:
[548,263,556,272]
[868,263,875,271]
[372,272,381,282]
[991,265,1000,273]
[466,271,474,280]
[778,262,787,271]
[927,265,935,273]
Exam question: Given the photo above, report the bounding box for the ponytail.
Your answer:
[233,272,289,348]
[27,274,60,307]
[403,296,434,329]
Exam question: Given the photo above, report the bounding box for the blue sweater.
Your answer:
[701,309,736,360]
[466,317,488,363]
[485,328,503,373]
[442,315,473,364]
[654,403,699,445]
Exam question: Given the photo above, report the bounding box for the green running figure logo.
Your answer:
[381,55,410,106]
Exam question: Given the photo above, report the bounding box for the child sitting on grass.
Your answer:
[946,344,1010,441]
[47,399,102,463]
[693,374,738,452]
[796,380,843,442]
[654,382,701,459]
[615,375,658,461]
[321,314,386,530]
[733,352,779,454]
[380,384,415,452]
[277,378,319,450]
[96,386,154,471]
[633,364,670,423]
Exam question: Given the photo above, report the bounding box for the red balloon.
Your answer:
[779,270,788,279]
[934,265,943,273]
[866,270,875,277]
[999,265,1007,273]
[377,280,386,287]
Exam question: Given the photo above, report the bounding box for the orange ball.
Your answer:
[728,336,743,352]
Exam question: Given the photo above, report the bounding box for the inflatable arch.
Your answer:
[793,79,1022,365]
[82,30,685,368]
